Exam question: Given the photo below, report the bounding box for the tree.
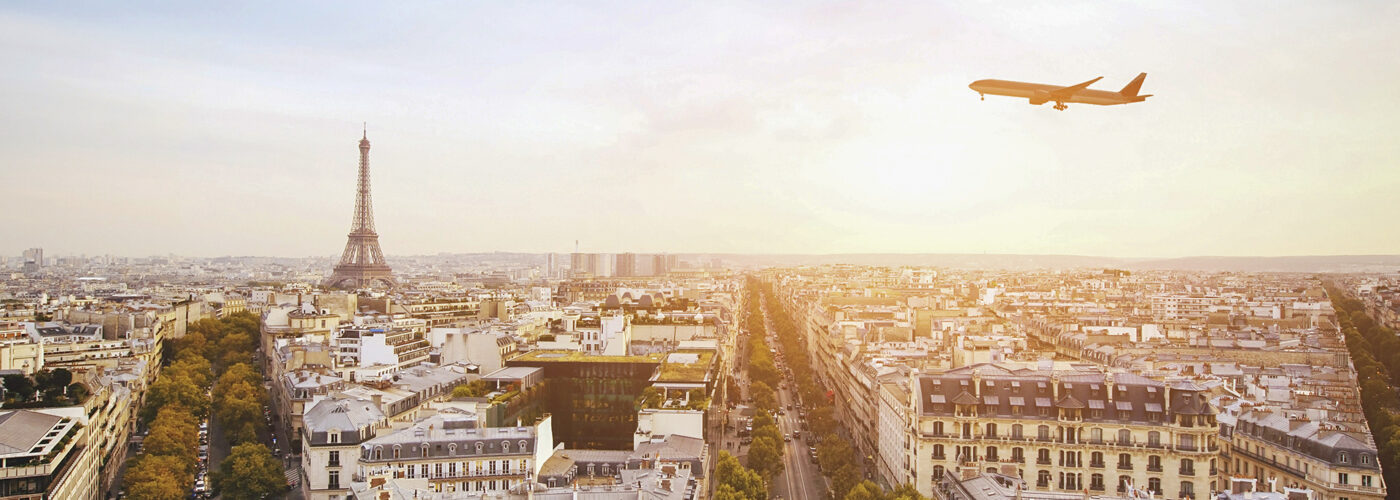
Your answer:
[213,443,286,500]
[170,355,214,390]
[831,464,862,500]
[143,374,209,422]
[747,436,785,479]
[715,451,766,500]
[124,454,194,500]
[143,406,200,467]
[2,374,35,402]
[845,481,882,500]
[751,381,777,411]
[216,380,265,445]
[48,368,73,389]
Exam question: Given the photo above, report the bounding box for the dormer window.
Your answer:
[1361,454,1371,465]
[476,442,484,454]
[421,443,429,457]
[502,441,511,453]
[519,440,528,452]
[1339,453,1349,464]
[449,443,457,455]
[328,429,340,444]
[373,446,383,460]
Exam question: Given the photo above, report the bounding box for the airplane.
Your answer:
[969,73,1150,110]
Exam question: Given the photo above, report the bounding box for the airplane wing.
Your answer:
[1050,76,1103,98]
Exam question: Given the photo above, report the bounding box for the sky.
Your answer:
[2,1,1398,259]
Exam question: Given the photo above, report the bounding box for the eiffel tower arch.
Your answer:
[324,128,396,289]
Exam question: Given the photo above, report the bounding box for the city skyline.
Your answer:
[3,2,1399,258]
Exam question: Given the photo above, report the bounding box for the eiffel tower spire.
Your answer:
[325,126,395,289]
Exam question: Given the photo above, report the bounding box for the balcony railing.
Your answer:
[1179,468,1195,476]
[1117,463,1133,470]
[1147,465,1163,472]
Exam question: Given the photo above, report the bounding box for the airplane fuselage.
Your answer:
[970,79,1146,107]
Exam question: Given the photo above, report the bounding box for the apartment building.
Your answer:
[911,364,1221,500]
[1223,410,1385,500]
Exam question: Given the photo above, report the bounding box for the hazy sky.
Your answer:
[3,1,1398,259]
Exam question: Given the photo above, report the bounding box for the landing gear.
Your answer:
[979,93,985,101]
[1053,102,1067,111]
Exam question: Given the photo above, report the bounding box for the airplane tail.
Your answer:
[1119,72,1147,97]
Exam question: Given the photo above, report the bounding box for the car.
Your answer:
[784,435,791,442]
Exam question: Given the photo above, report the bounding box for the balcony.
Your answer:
[1179,468,1195,476]
[1147,465,1163,472]
[1117,463,1133,471]
[1090,461,1105,469]
[1037,458,1052,465]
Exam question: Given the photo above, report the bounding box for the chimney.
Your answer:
[372,393,383,409]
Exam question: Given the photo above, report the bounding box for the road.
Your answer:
[759,300,829,500]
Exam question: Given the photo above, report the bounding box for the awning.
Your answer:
[1035,397,1052,407]
[1009,397,1026,406]
[1115,401,1134,411]
[984,396,1000,405]
[1088,400,1105,409]
[1145,403,1163,412]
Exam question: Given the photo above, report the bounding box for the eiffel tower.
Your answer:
[324,127,396,289]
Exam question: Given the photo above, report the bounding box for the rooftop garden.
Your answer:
[513,350,663,364]
[2,369,91,408]
[654,351,716,382]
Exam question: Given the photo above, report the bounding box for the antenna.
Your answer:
[362,122,367,139]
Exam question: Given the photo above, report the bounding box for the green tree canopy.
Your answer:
[213,443,286,500]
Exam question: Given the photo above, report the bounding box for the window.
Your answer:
[986,423,998,438]
[373,446,383,460]
[328,429,340,444]
[519,440,528,452]
[328,470,340,489]
[933,421,944,435]
[1362,454,1372,465]
[1363,476,1373,487]
[1147,478,1161,494]
[502,441,511,453]
[1012,447,1024,463]
[449,462,458,477]
[1339,473,1350,485]
[933,444,945,459]
[328,450,340,467]
[986,446,999,461]
[476,442,484,454]
[1117,475,1131,492]
[1179,434,1195,450]
[422,444,430,458]
[1038,449,1051,465]
[407,465,416,478]
[450,443,457,455]
[1090,428,1102,443]
[435,463,443,478]
[1038,425,1050,440]
[1091,473,1105,491]
[1180,459,1194,475]
[1118,453,1132,469]
[1090,452,1104,468]
[393,445,401,459]
[1339,453,1350,464]
[420,464,428,478]
[1012,424,1023,439]
[1037,470,1051,488]
[1148,455,1162,472]
[933,465,945,481]
[1148,431,1161,447]
[1180,481,1195,499]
